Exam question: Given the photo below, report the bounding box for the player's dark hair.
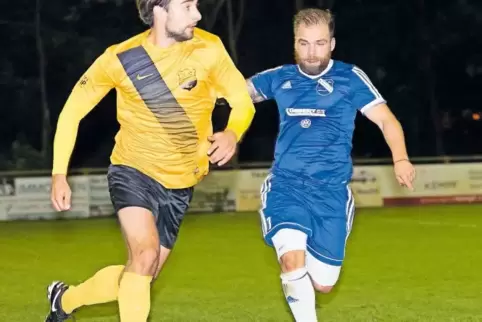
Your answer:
[294,8,335,37]
[136,0,172,27]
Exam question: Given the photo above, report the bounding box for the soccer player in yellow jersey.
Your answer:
[45,0,255,321]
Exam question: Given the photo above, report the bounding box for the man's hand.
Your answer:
[207,130,238,166]
[394,159,416,191]
[51,174,72,211]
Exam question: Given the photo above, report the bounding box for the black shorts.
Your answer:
[107,164,194,249]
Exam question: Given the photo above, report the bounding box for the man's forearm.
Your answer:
[52,110,81,175]
[225,96,256,142]
[381,119,409,162]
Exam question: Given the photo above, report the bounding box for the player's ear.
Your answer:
[153,5,166,20]
[330,37,336,52]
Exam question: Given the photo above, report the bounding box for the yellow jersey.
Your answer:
[52,28,255,188]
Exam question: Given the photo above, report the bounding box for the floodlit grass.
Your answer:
[1,205,481,321]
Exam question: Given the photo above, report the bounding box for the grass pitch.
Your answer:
[0,205,481,321]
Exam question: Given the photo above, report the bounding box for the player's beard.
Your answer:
[166,25,195,42]
[295,52,331,75]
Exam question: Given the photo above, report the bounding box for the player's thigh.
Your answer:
[118,206,160,254]
[259,174,313,247]
[156,185,194,250]
[307,217,346,288]
[307,186,355,287]
[107,164,161,255]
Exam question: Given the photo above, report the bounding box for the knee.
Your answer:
[131,246,160,275]
[313,283,334,294]
[280,250,305,273]
[272,229,308,273]
[152,260,162,281]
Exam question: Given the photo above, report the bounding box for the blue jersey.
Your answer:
[251,59,386,185]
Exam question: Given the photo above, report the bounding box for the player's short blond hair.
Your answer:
[293,8,335,37]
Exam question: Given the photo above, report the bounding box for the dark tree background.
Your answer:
[0,0,481,171]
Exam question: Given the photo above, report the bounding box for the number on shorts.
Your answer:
[266,216,272,231]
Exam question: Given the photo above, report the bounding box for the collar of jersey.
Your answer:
[142,31,185,57]
[297,59,334,79]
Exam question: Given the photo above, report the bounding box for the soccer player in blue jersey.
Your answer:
[247,8,416,321]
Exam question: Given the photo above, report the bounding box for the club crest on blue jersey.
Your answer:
[316,78,334,96]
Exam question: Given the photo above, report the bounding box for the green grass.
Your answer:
[1,205,482,321]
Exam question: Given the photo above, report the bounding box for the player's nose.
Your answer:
[308,46,316,56]
[192,7,202,22]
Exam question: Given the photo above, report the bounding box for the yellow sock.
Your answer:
[118,272,153,322]
[61,265,125,314]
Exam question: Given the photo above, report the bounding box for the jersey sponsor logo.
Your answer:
[178,68,198,91]
[286,108,326,117]
[316,78,334,96]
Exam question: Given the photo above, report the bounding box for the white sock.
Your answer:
[281,267,317,322]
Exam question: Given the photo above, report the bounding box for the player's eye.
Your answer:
[185,2,199,10]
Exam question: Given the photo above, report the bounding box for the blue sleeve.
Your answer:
[350,66,386,114]
[249,66,283,100]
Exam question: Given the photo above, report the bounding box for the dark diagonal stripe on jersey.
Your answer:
[117,46,197,153]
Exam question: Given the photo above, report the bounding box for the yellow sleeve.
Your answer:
[211,38,255,142]
[52,49,115,175]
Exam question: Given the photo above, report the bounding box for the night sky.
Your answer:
[1,0,481,170]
